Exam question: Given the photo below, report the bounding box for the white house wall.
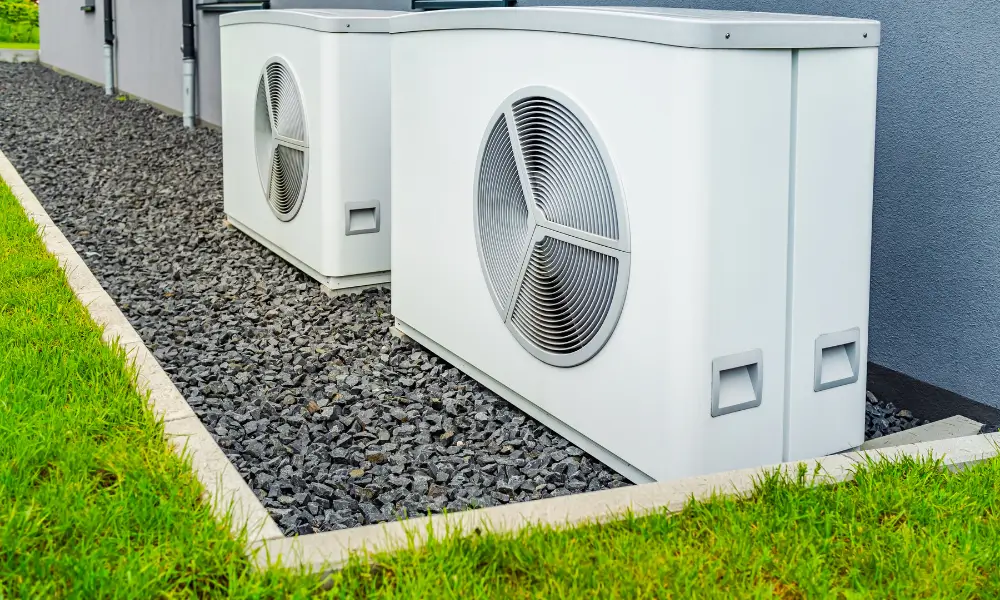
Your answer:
[38,0,407,127]
[39,0,105,85]
[115,0,184,114]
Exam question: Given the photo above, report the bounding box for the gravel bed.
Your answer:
[0,63,929,535]
[865,391,929,439]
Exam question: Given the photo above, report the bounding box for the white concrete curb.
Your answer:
[0,48,38,63]
[4,146,999,579]
[0,149,283,545]
[859,414,983,451]
[251,431,1000,572]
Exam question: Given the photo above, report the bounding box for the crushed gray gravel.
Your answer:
[0,62,927,535]
[865,391,929,439]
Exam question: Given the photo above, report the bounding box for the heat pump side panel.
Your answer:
[785,47,878,460]
[325,33,392,278]
[220,23,333,276]
[391,29,791,482]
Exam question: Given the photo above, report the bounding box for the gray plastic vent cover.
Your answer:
[254,58,309,221]
[474,87,630,368]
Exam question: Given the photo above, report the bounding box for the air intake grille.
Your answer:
[474,89,630,368]
[512,97,619,240]
[270,145,305,216]
[477,115,531,311]
[510,237,619,355]
[254,59,308,221]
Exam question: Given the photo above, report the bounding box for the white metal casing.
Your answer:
[220,10,402,291]
[784,48,878,460]
[390,7,880,482]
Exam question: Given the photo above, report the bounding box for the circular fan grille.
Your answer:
[477,115,532,309]
[474,88,630,368]
[254,59,308,221]
[512,97,619,240]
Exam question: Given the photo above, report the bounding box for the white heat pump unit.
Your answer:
[390,7,880,483]
[220,9,402,293]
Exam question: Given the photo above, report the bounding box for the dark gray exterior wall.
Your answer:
[521,0,1000,408]
[269,0,409,8]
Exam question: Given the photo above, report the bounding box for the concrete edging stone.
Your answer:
[0,48,38,63]
[252,431,1000,573]
[0,149,283,545]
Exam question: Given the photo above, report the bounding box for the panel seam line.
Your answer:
[782,49,799,462]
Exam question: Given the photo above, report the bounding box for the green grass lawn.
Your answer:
[0,0,39,46]
[333,457,1000,599]
[3,172,1000,598]
[0,176,325,598]
[0,40,38,50]
[0,19,38,46]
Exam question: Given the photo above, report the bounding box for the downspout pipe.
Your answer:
[182,0,197,128]
[102,0,114,95]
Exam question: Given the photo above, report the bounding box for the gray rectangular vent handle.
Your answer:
[813,327,861,392]
[345,200,381,236]
[711,348,763,418]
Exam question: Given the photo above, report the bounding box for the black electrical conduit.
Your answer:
[182,0,197,128]
[102,0,114,95]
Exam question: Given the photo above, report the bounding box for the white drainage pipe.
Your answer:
[182,58,196,128]
[103,43,114,95]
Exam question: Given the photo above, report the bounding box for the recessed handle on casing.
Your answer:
[711,349,763,418]
[813,327,861,392]
[345,200,381,236]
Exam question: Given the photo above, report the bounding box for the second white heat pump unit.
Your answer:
[390,7,880,482]
[220,9,402,293]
